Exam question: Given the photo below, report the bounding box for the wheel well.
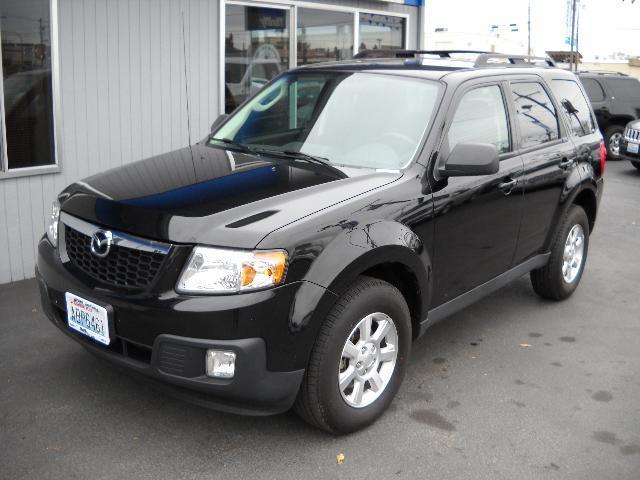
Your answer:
[605,117,634,131]
[573,190,597,232]
[361,263,422,339]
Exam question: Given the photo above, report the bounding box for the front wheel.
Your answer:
[531,205,590,300]
[631,161,640,171]
[294,276,411,434]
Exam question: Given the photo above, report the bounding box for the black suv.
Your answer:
[621,119,640,170]
[36,51,605,434]
[577,71,640,159]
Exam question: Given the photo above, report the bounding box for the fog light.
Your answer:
[205,349,236,378]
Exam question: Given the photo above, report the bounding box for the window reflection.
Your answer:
[510,82,560,149]
[1,0,55,169]
[358,13,405,51]
[224,5,290,114]
[297,8,353,66]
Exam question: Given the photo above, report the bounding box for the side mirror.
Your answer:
[210,114,229,133]
[441,143,499,177]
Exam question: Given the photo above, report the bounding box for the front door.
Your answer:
[430,82,525,307]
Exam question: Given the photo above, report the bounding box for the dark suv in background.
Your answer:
[36,51,605,433]
[577,71,640,159]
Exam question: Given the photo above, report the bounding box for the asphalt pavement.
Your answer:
[1,161,639,480]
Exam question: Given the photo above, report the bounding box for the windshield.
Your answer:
[211,72,442,169]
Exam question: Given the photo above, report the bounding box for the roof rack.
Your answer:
[353,49,557,68]
[576,70,629,77]
[474,53,556,68]
[353,49,492,60]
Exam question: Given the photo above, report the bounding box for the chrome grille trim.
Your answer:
[60,212,171,254]
[625,127,640,143]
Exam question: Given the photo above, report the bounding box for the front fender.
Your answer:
[288,220,430,330]
[278,221,431,370]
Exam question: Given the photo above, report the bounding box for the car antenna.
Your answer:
[181,8,192,146]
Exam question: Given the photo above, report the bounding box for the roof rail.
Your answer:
[474,53,556,68]
[353,49,493,60]
[576,70,629,77]
[352,49,558,68]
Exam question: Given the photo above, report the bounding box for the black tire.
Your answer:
[531,205,590,301]
[605,125,625,160]
[294,276,411,434]
[632,161,640,171]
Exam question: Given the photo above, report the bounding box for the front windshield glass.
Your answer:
[211,72,442,169]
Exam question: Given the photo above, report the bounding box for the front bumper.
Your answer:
[36,237,313,415]
[621,138,640,162]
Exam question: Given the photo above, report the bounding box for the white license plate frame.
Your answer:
[628,142,639,154]
[65,292,113,346]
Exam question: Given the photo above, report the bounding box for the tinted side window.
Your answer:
[448,85,510,154]
[510,82,559,149]
[550,80,596,137]
[581,78,606,102]
[608,78,640,99]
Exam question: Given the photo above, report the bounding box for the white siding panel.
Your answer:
[4,179,23,280]
[0,183,11,284]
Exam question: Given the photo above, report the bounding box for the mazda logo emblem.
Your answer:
[90,230,113,258]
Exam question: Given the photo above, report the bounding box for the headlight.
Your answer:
[176,247,287,294]
[46,200,61,247]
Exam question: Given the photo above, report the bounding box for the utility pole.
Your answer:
[570,0,578,71]
[527,0,531,56]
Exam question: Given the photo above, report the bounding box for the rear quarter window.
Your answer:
[550,79,596,137]
[581,78,606,102]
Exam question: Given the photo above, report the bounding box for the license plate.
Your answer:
[628,142,639,154]
[65,292,111,345]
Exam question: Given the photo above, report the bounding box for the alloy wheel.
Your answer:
[609,132,623,157]
[338,312,398,408]
[562,224,585,284]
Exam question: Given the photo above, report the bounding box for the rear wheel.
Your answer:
[605,125,625,160]
[294,276,411,434]
[632,161,640,171]
[531,205,590,301]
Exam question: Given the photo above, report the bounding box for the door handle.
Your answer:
[559,157,575,169]
[498,178,517,195]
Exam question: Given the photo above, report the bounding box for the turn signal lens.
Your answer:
[46,200,61,247]
[177,247,288,294]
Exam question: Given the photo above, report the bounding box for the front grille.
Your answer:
[64,225,166,289]
[625,127,640,142]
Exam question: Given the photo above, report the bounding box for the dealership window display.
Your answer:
[224,3,408,114]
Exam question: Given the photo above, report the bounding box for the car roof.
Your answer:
[293,51,574,83]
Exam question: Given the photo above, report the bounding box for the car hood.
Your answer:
[628,120,640,131]
[60,144,402,248]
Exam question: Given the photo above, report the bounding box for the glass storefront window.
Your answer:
[1,0,55,170]
[297,8,354,66]
[358,13,405,51]
[224,4,290,114]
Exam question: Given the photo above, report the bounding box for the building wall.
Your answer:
[0,0,419,285]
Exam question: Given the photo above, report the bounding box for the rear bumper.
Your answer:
[36,238,310,415]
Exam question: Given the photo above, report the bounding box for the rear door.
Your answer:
[430,80,525,307]
[508,77,579,264]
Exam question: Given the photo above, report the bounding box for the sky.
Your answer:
[426,0,640,61]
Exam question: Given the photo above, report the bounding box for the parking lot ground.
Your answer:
[1,161,639,480]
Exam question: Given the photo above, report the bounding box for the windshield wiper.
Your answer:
[208,137,254,154]
[254,148,334,168]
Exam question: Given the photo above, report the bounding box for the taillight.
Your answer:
[599,141,607,175]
